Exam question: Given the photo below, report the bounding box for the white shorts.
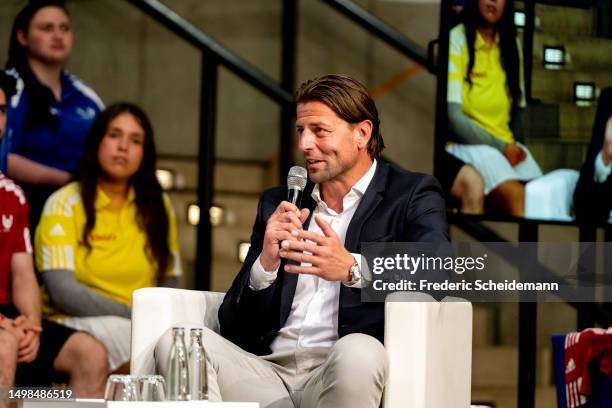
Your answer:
[446,143,543,195]
[58,315,131,372]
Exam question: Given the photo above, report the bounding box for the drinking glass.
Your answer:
[104,375,140,401]
[138,375,167,401]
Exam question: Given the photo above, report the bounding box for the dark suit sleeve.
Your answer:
[405,175,450,243]
[403,175,451,297]
[218,191,280,354]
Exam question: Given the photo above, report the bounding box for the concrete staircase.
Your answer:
[450,223,587,408]
[156,156,275,291]
[470,304,560,408]
[522,3,612,173]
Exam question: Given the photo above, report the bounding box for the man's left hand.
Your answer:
[280,216,354,281]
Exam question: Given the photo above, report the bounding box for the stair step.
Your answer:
[558,103,597,140]
[531,68,612,103]
[168,190,260,256]
[211,257,245,293]
[533,33,612,71]
[168,189,260,290]
[473,305,496,347]
[215,161,268,194]
[472,346,552,387]
[526,138,589,173]
[472,385,558,408]
[212,193,260,258]
[497,303,578,349]
[524,103,596,141]
[159,158,266,263]
[157,157,198,190]
[535,3,594,37]
[157,157,270,194]
[166,190,197,263]
[524,104,559,139]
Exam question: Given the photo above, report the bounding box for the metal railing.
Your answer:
[126,0,296,291]
[320,0,431,69]
[125,0,433,291]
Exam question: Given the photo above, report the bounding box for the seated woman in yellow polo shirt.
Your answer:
[35,103,182,372]
[446,0,542,217]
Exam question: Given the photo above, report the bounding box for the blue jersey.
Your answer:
[0,68,103,173]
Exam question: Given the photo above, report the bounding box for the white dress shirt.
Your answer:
[249,160,377,354]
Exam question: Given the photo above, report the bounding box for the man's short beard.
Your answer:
[309,170,331,184]
[309,163,346,185]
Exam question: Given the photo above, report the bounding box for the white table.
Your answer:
[22,400,258,408]
[21,400,105,408]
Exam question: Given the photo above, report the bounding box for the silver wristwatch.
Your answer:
[348,259,361,284]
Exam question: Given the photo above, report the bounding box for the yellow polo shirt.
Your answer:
[35,182,182,315]
[447,24,526,145]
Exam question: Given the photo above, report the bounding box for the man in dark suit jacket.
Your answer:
[203,74,448,407]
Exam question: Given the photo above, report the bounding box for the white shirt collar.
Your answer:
[311,159,378,205]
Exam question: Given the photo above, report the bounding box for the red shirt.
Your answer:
[0,171,31,304]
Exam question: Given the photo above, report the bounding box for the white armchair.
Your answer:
[131,288,473,408]
[525,169,580,221]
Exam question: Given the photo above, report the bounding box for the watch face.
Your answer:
[350,262,361,281]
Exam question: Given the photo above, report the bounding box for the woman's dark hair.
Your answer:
[6,0,69,131]
[462,0,521,110]
[74,103,171,285]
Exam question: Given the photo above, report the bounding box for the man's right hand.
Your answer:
[503,143,527,166]
[260,201,310,272]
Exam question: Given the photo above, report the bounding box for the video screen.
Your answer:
[438,0,611,224]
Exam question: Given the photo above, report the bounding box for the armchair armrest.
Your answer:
[525,169,579,221]
[383,292,472,408]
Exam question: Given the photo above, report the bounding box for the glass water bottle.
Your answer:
[167,327,190,400]
[189,328,209,400]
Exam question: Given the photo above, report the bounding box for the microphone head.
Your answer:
[287,166,307,191]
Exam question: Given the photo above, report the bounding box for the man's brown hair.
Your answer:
[295,74,385,159]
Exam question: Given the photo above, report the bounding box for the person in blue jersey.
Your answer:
[1,0,104,229]
[0,67,107,402]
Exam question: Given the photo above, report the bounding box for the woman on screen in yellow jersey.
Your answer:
[35,103,182,373]
[446,0,542,217]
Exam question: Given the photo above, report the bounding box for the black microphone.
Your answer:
[287,166,307,208]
